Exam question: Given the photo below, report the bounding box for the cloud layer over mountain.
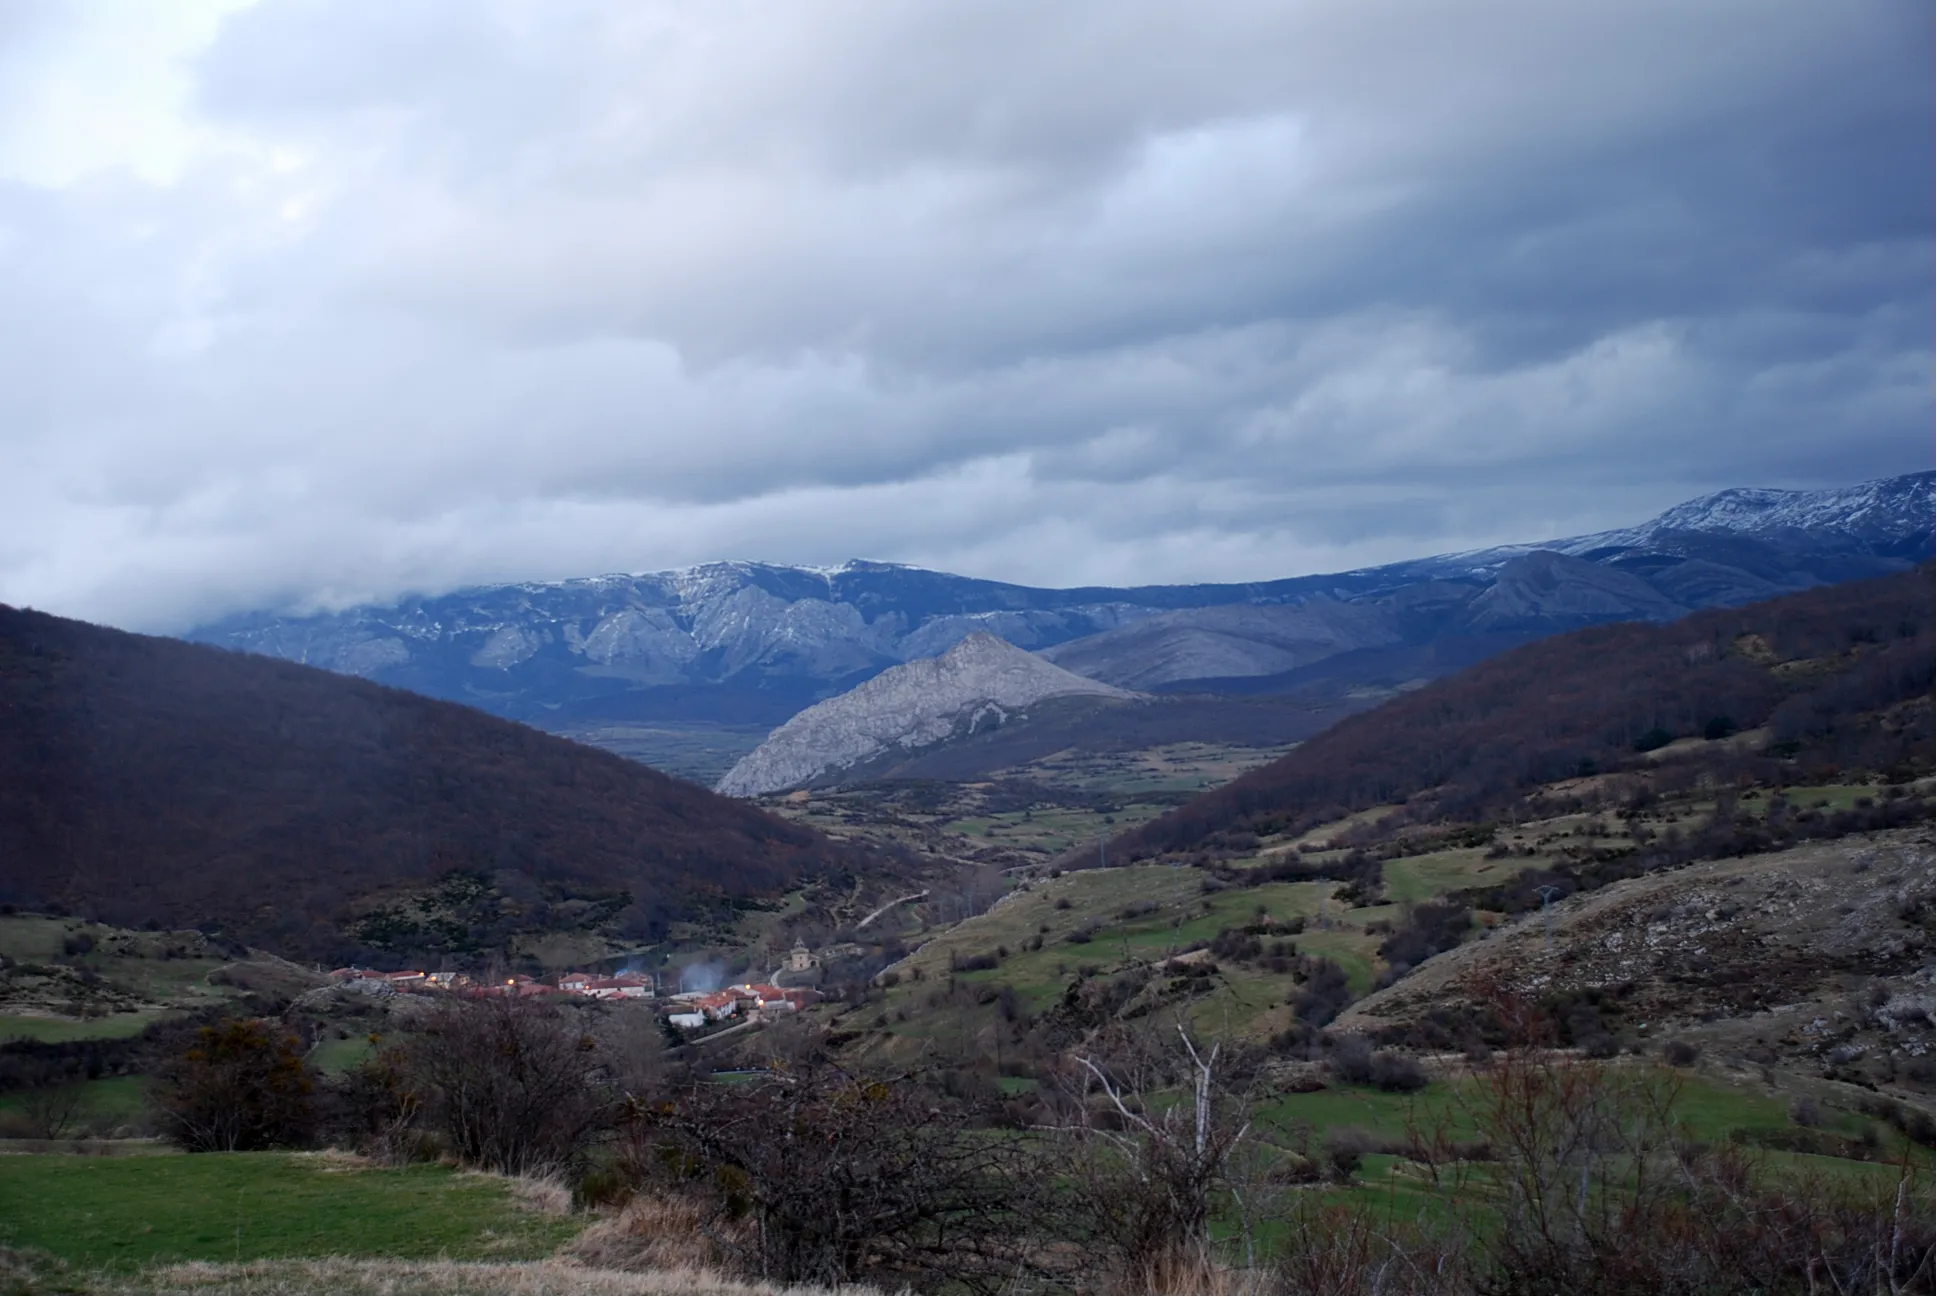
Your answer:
[0,1,1929,630]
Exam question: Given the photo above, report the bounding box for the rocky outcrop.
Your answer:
[716,633,1135,796]
[1333,831,1936,1085]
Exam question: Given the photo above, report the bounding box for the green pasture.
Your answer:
[1260,1068,1923,1165]
[1281,805,1406,850]
[0,914,75,961]
[0,1151,577,1271]
[306,1034,380,1074]
[873,864,1401,1046]
[1287,928,1382,993]
[948,804,1170,854]
[1382,847,1546,905]
[1008,741,1295,795]
[0,1011,163,1044]
[1775,783,1884,812]
[0,1075,149,1128]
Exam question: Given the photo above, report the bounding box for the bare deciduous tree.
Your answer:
[399,996,613,1176]
[15,1067,85,1140]
[1048,1023,1266,1292]
[629,1064,1035,1291]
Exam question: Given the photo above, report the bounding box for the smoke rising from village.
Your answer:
[679,962,727,994]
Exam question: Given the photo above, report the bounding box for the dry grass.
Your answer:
[568,1194,751,1275]
[289,1147,379,1172]
[111,1256,858,1295]
[1108,1253,1266,1295]
[499,1171,574,1217]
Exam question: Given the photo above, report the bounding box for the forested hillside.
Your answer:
[1112,569,1934,861]
[0,605,862,958]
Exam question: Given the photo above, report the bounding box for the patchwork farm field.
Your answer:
[0,914,324,1049]
[1002,741,1300,794]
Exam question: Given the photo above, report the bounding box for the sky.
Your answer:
[0,1,1930,632]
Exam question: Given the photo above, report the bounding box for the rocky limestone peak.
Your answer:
[716,632,1135,797]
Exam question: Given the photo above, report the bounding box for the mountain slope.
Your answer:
[184,471,1933,766]
[0,604,860,958]
[717,633,1135,796]
[1107,567,1934,863]
[1041,551,1700,688]
[1568,474,1937,552]
[1039,597,1405,689]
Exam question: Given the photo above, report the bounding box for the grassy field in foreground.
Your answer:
[84,1257,788,1295]
[0,1152,578,1271]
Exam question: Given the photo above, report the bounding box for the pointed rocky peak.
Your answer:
[939,629,1035,664]
[716,637,1135,796]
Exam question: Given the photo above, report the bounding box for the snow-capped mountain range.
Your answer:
[187,472,1933,758]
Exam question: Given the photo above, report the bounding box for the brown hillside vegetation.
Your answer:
[1337,829,1935,1097]
[1112,569,1933,861]
[0,605,861,958]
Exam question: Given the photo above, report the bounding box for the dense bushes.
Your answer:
[1376,902,1472,985]
[1290,956,1355,1027]
[155,1017,317,1152]
[156,999,616,1173]
[1325,1035,1429,1092]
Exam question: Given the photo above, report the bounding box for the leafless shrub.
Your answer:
[395,996,614,1177]
[1274,1197,1475,1295]
[1263,987,1935,1296]
[1326,1035,1428,1091]
[1282,1032,1935,1293]
[1322,1126,1371,1182]
[337,1041,430,1165]
[1045,1024,1273,1290]
[625,1064,1031,1290]
[13,1073,85,1140]
[1662,1039,1701,1066]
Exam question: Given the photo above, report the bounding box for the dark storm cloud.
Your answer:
[0,0,1927,630]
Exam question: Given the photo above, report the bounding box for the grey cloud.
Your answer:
[0,0,1927,632]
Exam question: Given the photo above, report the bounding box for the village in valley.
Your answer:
[322,936,837,1031]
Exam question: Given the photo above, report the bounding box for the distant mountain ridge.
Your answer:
[186,472,1934,759]
[716,632,1136,796]
[1569,474,1937,552]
